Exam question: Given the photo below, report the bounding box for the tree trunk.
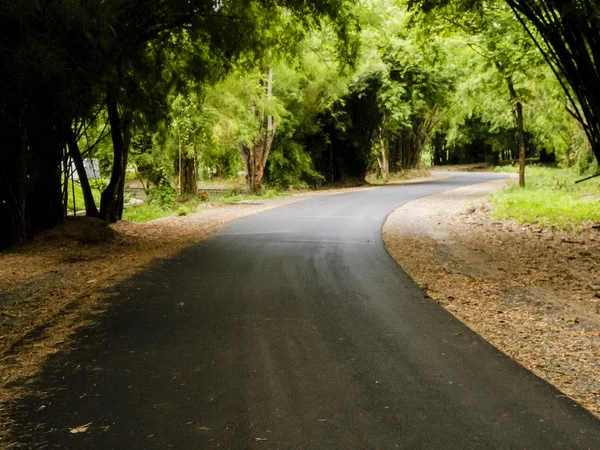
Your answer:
[433,133,447,166]
[100,90,131,222]
[238,66,278,194]
[66,124,99,217]
[515,101,526,187]
[116,120,132,219]
[506,75,526,187]
[0,113,29,248]
[181,147,198,196]
[250,137,266,194]
[1,100,63,248]
[377,128,389,181]
[28,117,65,235]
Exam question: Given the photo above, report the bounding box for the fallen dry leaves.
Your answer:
[383,178,600,417]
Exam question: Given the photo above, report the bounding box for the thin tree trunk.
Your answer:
[181,146,198,196]
[100,90,130,222]
[262,66,276,169]
[506,75,526,187]
[515,101,526,187]
[66,124,99,217]
[178,132,182,190]
[377,127,389,181]
[116,118,132,219]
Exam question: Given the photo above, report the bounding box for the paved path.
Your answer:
[8,173,600,448]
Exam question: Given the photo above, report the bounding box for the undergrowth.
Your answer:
[122,203,175,222]
[123,189,287,222]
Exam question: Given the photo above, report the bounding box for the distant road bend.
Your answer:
[8,173,600,449]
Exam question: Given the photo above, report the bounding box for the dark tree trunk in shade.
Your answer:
[181,150,198,196]
[66,125,99,217]
[100,91,131,222]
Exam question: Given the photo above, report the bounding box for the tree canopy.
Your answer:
[1,0,598,248]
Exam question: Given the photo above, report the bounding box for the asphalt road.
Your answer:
[7,173,600,449]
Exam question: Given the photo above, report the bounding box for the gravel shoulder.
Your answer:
[0,187,372,406]
[383,176,600,416]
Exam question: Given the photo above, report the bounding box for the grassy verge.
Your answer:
[490,166,600,228]
[122,189,287,222]
[122,203,176,222]
[66,180,102,214]
[122,195,204,222]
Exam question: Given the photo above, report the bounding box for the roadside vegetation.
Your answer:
[2,0,600,248]
[122,189,289,222]
[491,166,600,228]
[66,180,103,216]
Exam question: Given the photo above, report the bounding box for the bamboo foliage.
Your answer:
[497,0,600,162]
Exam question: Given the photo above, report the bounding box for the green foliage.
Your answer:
[148,184,178,208]
[409,0,600,167]
[122,197,200,222]
[5,0,600,247]
[177,206,191,217]
[421,1,589,168]
[267,142,325,189]
[0,0,361,247]
[491,167,600,227]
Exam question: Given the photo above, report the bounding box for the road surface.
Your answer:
[7,173,600,448]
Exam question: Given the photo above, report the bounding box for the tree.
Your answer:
[442,3,545,186]
[412,0,600,166]
[505,0,600,165]
[0,0,359,247]
[238,66,280,193]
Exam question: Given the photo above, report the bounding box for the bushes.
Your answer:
[265,142,324,190]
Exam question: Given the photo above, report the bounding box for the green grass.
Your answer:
[122,203,174,222]
[122,189,287,222]
[490,166,600,228]
[123,197,201,222]
[66,180,102,214]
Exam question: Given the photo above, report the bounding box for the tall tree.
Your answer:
[238,66,280,193]
[0,0,359,246]
[412,0,600,165]
[505,0,600,165]
[456,3,543,186]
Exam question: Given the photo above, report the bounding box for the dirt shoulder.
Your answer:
[0,187,371,406]
[383,177,600,416]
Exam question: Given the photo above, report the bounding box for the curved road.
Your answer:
[8,173,600,448]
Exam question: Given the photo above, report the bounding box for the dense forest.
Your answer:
[1,0,599,249]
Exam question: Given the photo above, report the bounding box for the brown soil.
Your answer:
[383,178,600,417]
[0,188,371,407]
